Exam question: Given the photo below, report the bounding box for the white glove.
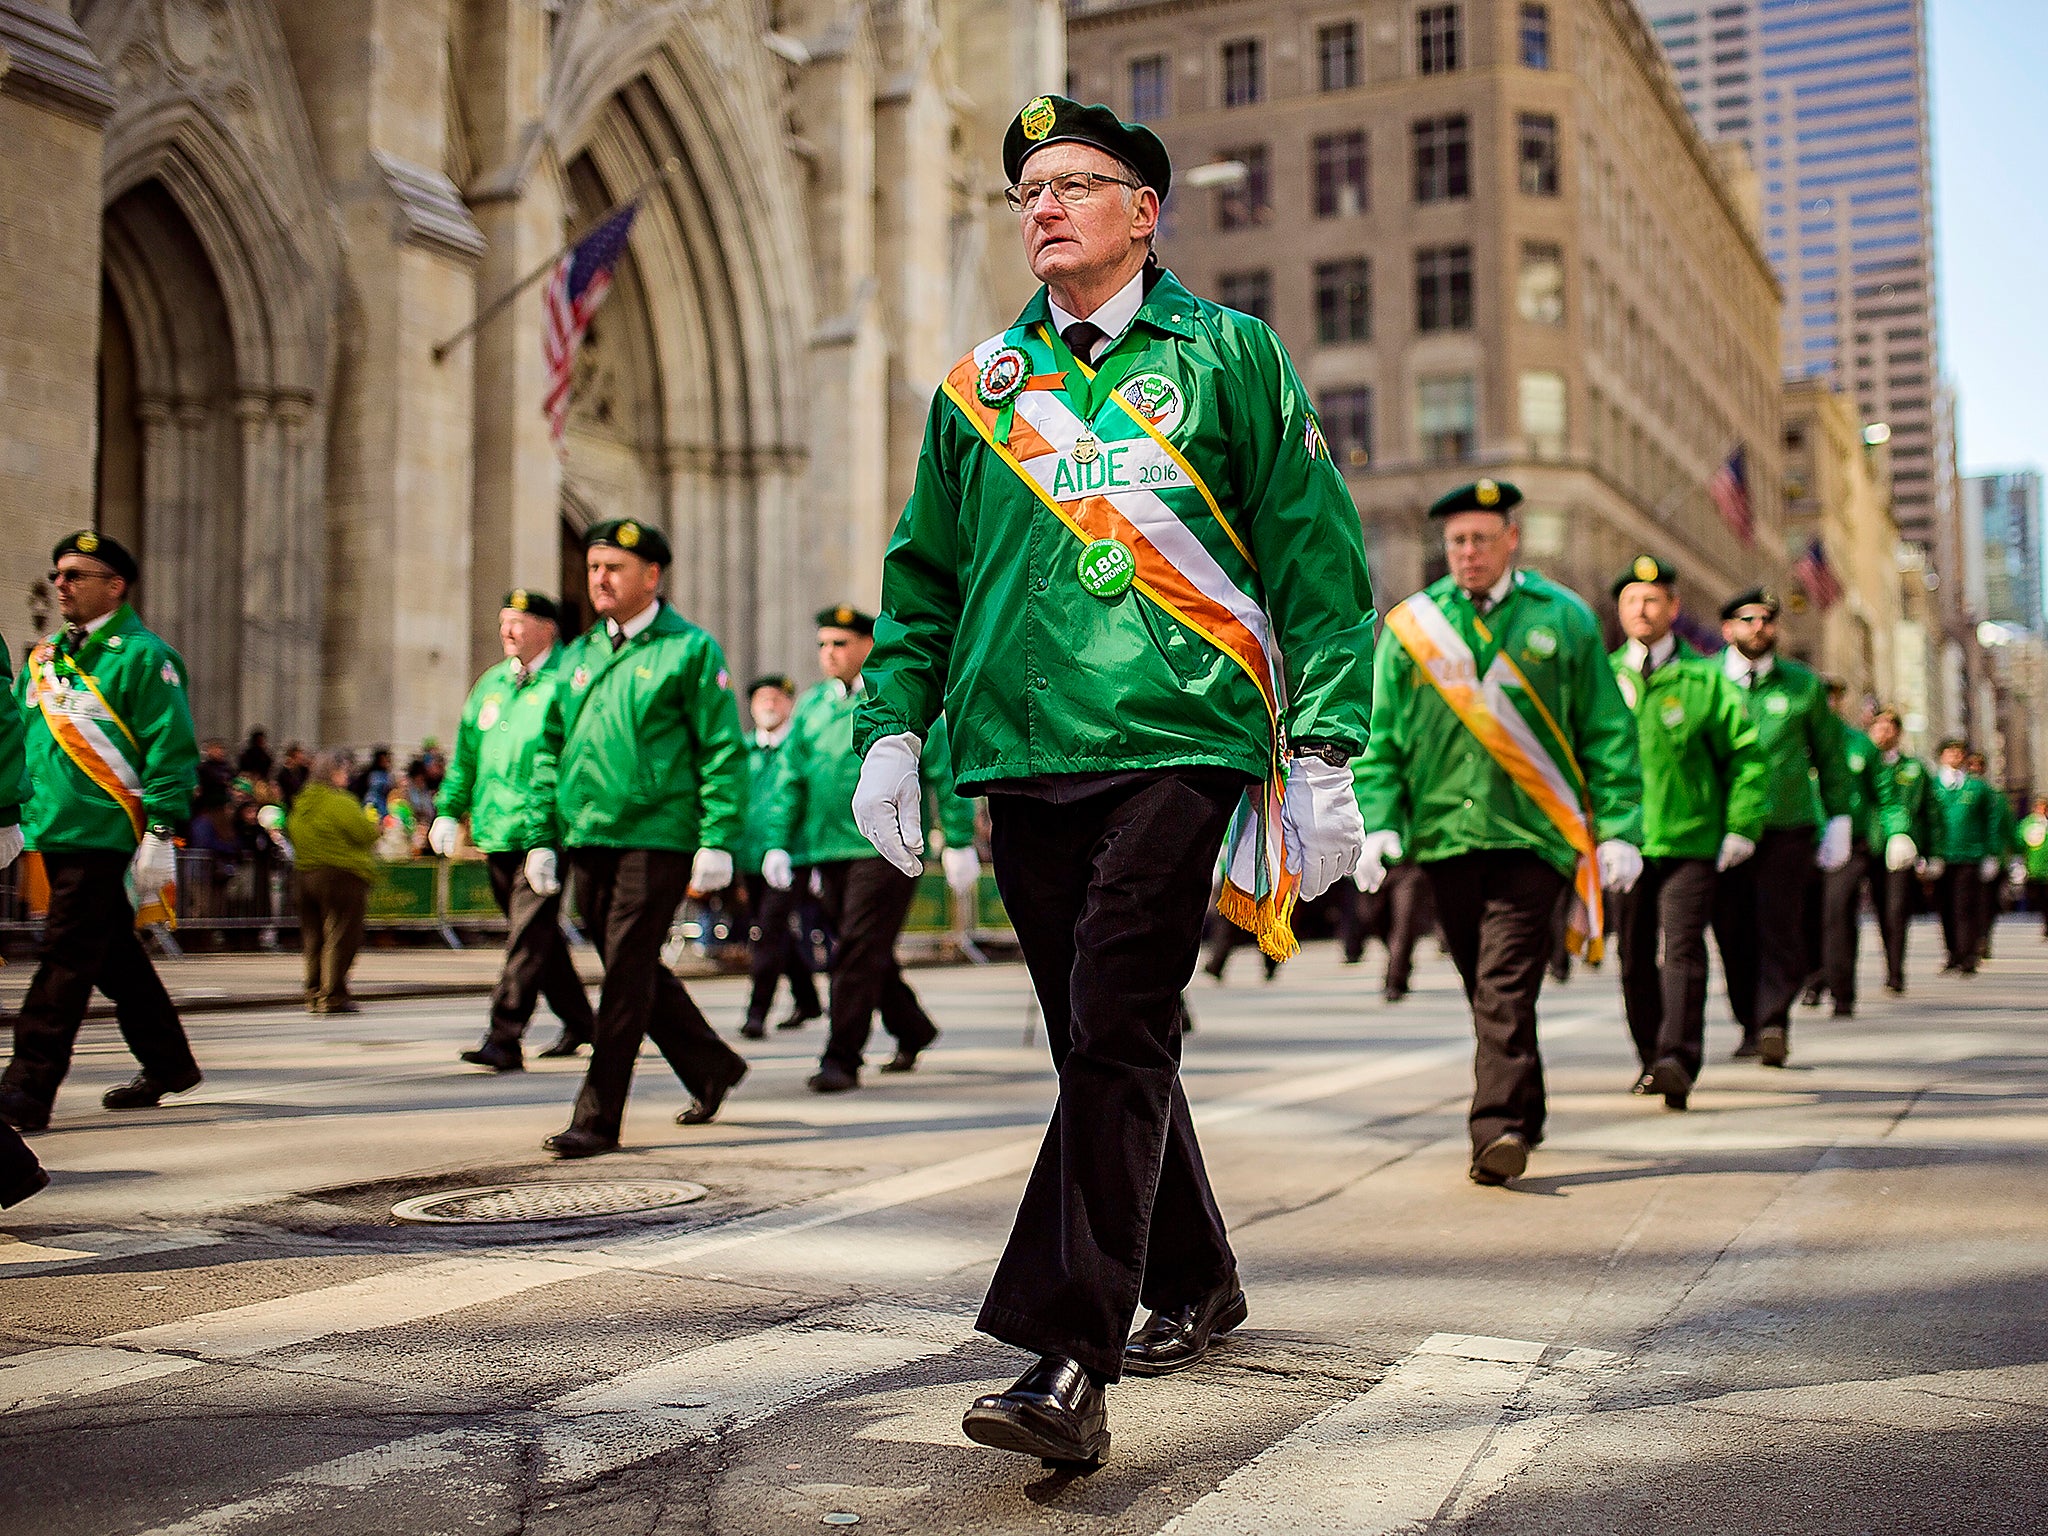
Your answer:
[428,815,462,857]
[1280,757,1366,902]
[1354,829,1403,893]
[523,846,561,897]
[1716,833,1755,872]
[941,845,981,895]
[1817,814,1852,872]
[852,731,925,877]
[1920,856,1946,879]
[1980,856,2001,882]
[1596,839,1643,894]
[0,825,21,870]
[762,848,794,890]
[689,848,734,893]
[131,831,177,898]
[1884,833,1918,873]
[257,804,286,833]
[2010,859,2027,886]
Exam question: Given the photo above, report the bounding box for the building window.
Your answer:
[1218,269,1272,322]
[1315,259,1371,344]
[1319,23,1359,91]
[1520,371,1567,460]
[1417,5,1461,75]
[1223,38,1263,106]
[1216,144,1271,229]
[1129,54,1168,121]
[1517,242,1564,324]
[1314,132,1369,217]
[1416,244,1473,332]
[1419,375,1476,463]
[1320,387,1374,468]
[1412,115,1470,203]
[1520,3,1550,68]
[1517,113,1559,196]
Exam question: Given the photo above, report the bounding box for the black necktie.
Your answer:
[610,626,626,653]
[64,624,88,652]
[1062,321,1107,366]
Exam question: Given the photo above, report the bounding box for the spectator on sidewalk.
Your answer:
[288,750,381,1015]
[276,744,311,806]
[236,728,274,783]
[194,738,235,813]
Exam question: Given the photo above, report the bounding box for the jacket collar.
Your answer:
[59,602,140,662]
[1015,265,1201,345]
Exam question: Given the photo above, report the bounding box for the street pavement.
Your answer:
[3,917,2045,1535]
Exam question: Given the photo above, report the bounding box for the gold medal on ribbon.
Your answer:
[1072,434,1100,465]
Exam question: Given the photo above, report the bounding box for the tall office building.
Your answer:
[1965,470,2046,634]
[1639,0,1941,550]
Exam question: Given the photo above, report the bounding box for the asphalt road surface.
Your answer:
[4,919,2045,1535]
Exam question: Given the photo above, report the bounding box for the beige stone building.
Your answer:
[1064,0,1786,618]
[0,0,1059,748]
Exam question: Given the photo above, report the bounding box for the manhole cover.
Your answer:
[390,1180,707,1225]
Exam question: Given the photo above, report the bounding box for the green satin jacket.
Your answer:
[435,644,572,854]
[1730,655,1852,831]
[0,641,26,829]
[1608,640,1766,861]
[2019,812,2048,880]
[1927,768,2000,861]
[1881,751,1934,851]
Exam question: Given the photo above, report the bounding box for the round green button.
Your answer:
[1076,538,1136,600]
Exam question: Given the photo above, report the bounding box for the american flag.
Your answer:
[1794,536,1843,610]
[542,203,638,447]
[1709,445,1753,544]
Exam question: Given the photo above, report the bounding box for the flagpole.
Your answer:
[429,157,683,364]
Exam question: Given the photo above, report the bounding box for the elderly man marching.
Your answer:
[850,97,1374,1466]
[1354,483,1643,1185]
[0,532,203,1135]
[431,589,596,1071]
[536,520,751,1158]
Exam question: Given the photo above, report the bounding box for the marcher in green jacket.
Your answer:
[2019,797,2048,939]
[1804,701,1893,1019]
[1927,739,2000,972]
[435,640,572,854]
[1609,639,1766,863]
[1968,751,2017,961]
[735,674,822,1040]
[1866,707,1930,993]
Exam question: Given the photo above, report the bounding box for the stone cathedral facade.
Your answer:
[0,0,1061,747]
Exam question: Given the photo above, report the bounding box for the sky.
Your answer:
[1929,0,2048,476]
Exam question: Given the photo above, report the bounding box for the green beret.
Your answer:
[1938,736,1968,753]
[746,674,796,697]
[501,588,560,622]
[1612,554,1677,598]
[585,518,672,566]
[815,604,875,637]
[52,529,138,584]
[1719,586,1780,621]
[1003,95,1172,198]
[1427,479,1522,518]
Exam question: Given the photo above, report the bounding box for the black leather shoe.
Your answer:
[543,1127,619,1159]
[1757,1026,1789,1067]
[962,1355,1109,1466]
[536,1032,586,1058]
[102,1067,202,1111]
[677,1059,748,1125]
[807,1065,858,1094]
[1123,1277,1248,1377]
[460,1041,524,1072]
[1731,1036,1761,1060]
[1469,1131,1529,1186]
[1,1164,49,1208]
[0,1089,50,1134]
[1383,983,1409,1003]
[879,1026,939,1074]
[739,1018,767,1041]
[774,1007,823,1032]
[1649,1056,1693,1099]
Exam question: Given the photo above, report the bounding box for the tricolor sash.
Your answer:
[1384,593,1605,962]
[944,328,1301,959]
[26,639,175,928]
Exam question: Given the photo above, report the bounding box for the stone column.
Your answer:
[273,396,319,745]
[235,391,278,737]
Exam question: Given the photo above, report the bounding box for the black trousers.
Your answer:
[0,1119,43,1205]
[1935,866,1985,971]
[2028,879,2048,937]
[1875,867,1916,990]
[744,873,820,1025]
[1425,851,1568,1153]
[1617,856,1716,1080]
[484,852,595,1047]
[3,851,198,1109]
[1812,850,1873,1013]
[1711,827,1816,1039]
[979,773,1241,1381]
[1981,872,2003,959]
[816,857,933,1074]
[566,848,746,1139]
[1339,864,1433,991]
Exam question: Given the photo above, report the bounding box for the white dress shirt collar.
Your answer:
[1624,634,1678,673]
[754,721,791,749]
[1723,646,1775,685]
[606,598,662,644]
[1048,267,1148,364]
[1939,764,1965,789]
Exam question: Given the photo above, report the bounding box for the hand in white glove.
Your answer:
[1596,839,1643,894]
[1280,757,1366,902]
[1354,829,1403,893]
[1884,833,1918,873]
[131,831,177,898]
[523,846,561,897]
[1715,833,1755,871]
[689,848,733,894]
[1980,855,2001,882]
[762,848,794,890]
[257,803,286,833]
[0,825,21,870]
[1919,856,1946,880]
[2010,859,2027,886]
[852,731,925,877]
[1816,814,1853,872]
[428,815,462,857]
[941,845,981,895]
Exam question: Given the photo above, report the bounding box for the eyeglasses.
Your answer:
[818,638,857,650]
[1727,610,1777,626]
[48,568,114,585]
[1004,172,1142,213]
[1443,530,1506,552]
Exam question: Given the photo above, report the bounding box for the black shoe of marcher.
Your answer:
[543,1127,619,1159]
[1649,1057,1693,1107]
[1469,1131,1529,1186]
[460,1041,524,1073]
[1757,1026,1789,1068]
[739,1018,767,1041]
[677,1059,748,1126]
[102,1067,202,1111]
[1831,1005,1855,1019]
[962,1356,1110,1467]
[0,1089,50,1134]
[774,1007,823,1032]
[1800,985,1824,1009]
[0,1164,49,1209]
[1123,1277,1248,1377]
[1885,982,1906,995]
[807,1065,859,1094]
[1731,1037,1761,1060]
[1384,983,1409,1003]
[1630,1070,1656,1096]
[536,1032,586,1058]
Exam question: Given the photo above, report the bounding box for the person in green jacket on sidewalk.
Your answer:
[762,606,976,1089]
[1926,738,2000,972]
[0,637,48,1203]
[0,532,204,1135]
[429,589,596,1071]
[1867,707,1932,992]
[734,673,821,1040]
[1968,750,2016,960]
[287,750,383,1014]
[1356,483,1643,1185]
[1608,556,1765,1110]
[1801,684,1905,1018]
[1706,587,1854,1068]
[2018,795,2048,938]
[536,519,751,1159]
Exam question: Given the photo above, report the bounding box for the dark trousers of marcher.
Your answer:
[1813,850,1872,1014]
[566,848,746,1139]
[0,1119,44,1204]
[3,851,198,1110]
[745,873,821,1026]
[816,857,934,1074]
[1711,827,1816,1041]
[1980,872,2002,959]
[2028,879,2048,938]
[1875,868,1916,990]
[1617,857,1716,1081]
[979,772,1242,1382]
[1202,911,1277,980]
[483,852,595,1047]
[1340,865,1432,993]
[1935,866,1985,972]
[296,866,369,1012]
[1424,850,1568,1155]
